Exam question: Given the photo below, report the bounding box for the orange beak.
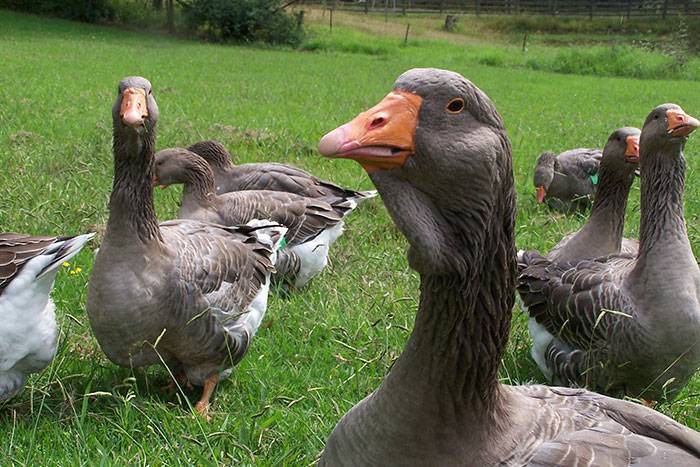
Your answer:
[624,135,640,163]
[120,87,148,128]
[318,90,423,173]
[667,109,700,138]
[536,186,546,203]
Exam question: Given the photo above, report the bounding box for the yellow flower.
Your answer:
[63,261,70,268]
[69,267,82,276]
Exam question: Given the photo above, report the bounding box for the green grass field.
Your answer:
[1,8,699,465]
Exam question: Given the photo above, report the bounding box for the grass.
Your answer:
[302,7,700,81]
[1,7,699,465]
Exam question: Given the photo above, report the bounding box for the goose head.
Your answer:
[533,151,556,203]
[188,140,232,170]
[112,77,159,147]
[601,127,641,176]
[153,148,212,189]
[641,104,699,153]
[319,68,513,276]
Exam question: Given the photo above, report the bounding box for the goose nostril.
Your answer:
[369,116,386,130]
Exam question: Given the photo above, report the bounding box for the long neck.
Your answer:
[105,126,162,247]
[580,163,634,246]
[370,165,516,427]
[637,144,688,259]
[180,166,217,213]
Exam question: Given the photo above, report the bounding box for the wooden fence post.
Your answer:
[662,0,669,19]
[404,23,410,45]
[329,8,333,31]
[476,0,481,16]
[589,0,595,19]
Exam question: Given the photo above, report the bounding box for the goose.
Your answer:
[177,139,377,201]
[86,77,286,418]
[318,69,700,466]
[153,147,358,288]
[0,232,93,402]
[518,104,700,402]
[534,147,601,211]
[524,127,641,265]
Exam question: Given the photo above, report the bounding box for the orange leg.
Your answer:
[194,373,219,421]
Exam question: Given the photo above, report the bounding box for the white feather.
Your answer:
[527,318,554,381]
[0,233,93,401]
[292,222,344,288]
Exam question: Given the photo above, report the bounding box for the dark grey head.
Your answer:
[319,68,514,276]
[533,151,556,202]
[153,147,215,188]
[187,140,232,169]
[112,76,159,135]
[600,127,641,176]
[640,104,699,154]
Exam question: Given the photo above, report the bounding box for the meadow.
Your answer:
[1,8,699,465]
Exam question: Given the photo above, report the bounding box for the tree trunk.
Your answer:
[166,0,174,33]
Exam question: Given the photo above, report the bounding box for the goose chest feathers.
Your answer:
[86,77,286,417]
[317,68,700,466]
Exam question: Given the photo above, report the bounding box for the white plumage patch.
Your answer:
[527,318,554,381]
[0,233,93,401]
[292,222,344,288]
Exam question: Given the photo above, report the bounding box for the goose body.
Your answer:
[318,69,700,466]
[154,147,357,287]
[86,77,285,416]
[534,148,601,212]
[0,232,93,401]
[526,127,641,265]
[518,104,700,400]
[182,139,377,201]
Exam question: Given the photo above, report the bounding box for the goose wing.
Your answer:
[234,163,369,199]
[517,251,638,380]
[159,220,276,315]
[215,191,343,246]
[559,148,602,178]
[513,385,700,466]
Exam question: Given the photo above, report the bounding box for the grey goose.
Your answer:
[534,147,601,212]
[0,232,93,402]
[524,127,641,265]
[179,139,377,201]
[318,69,700,466]
[86,77,286,419]
[518,104,700,402]
[153,147,359,288]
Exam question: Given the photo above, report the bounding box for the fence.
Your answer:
[301,1,700,18]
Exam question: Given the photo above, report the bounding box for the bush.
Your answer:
[183,0,303,46]
[0,0,115,23]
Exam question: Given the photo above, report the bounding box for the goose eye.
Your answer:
[446,97,465,114]
[653,114,659,120]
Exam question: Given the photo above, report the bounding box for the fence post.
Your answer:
[476,0,480,16]
[626,0,631,19]
[330,8,333,31]
[589,0,594,19]
[404,23,410,45]
[661,0,669,19]
[365,0,369,14]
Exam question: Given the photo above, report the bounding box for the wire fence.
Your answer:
[301,0,700,17]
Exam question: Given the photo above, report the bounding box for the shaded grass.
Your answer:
[0,8,699,464]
